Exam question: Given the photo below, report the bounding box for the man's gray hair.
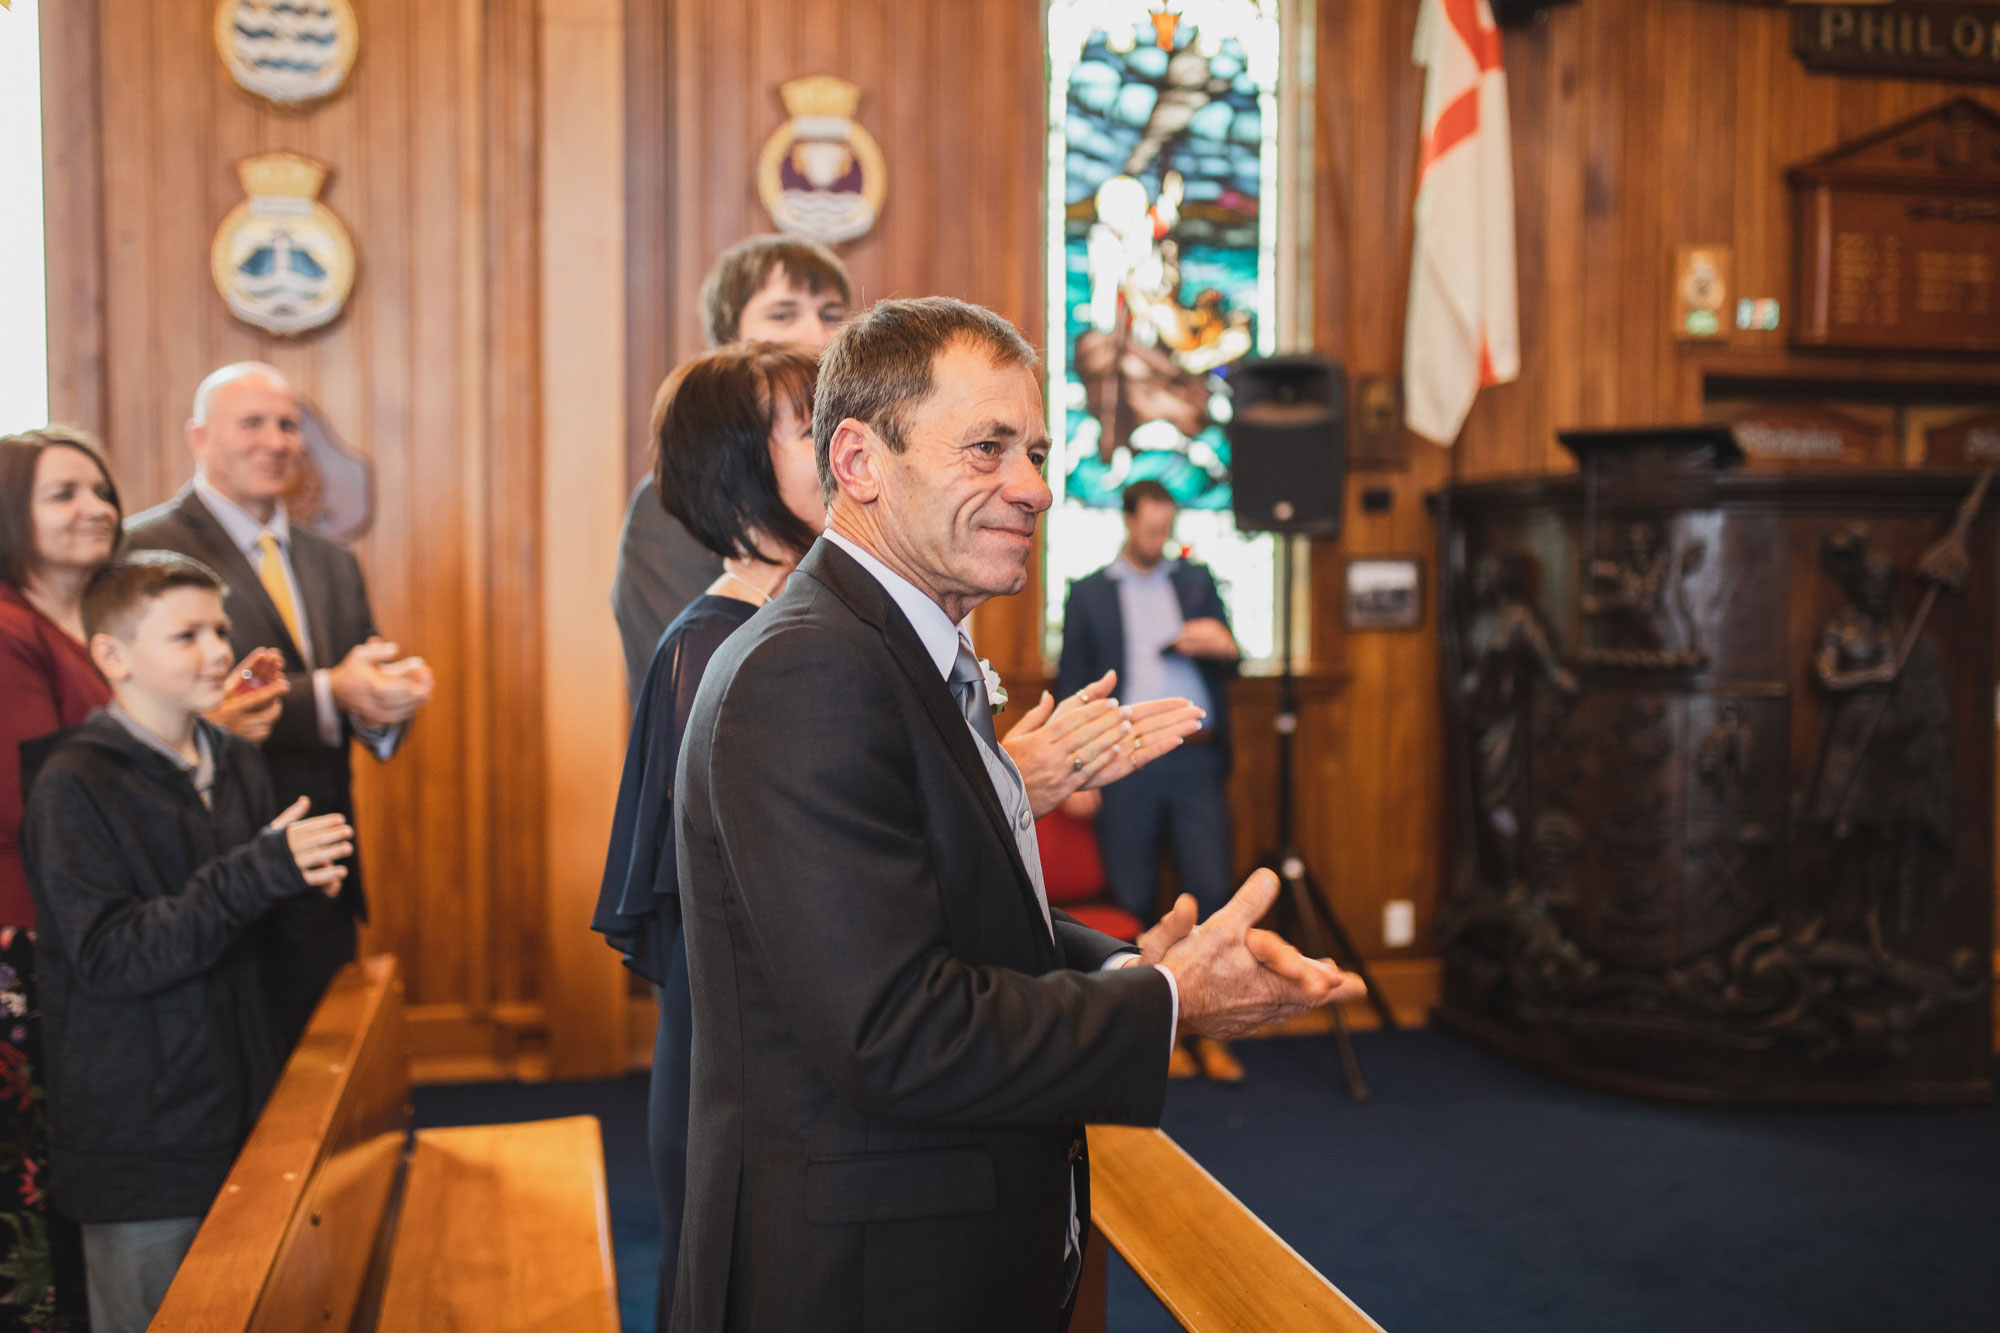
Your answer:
[191,361,293,426]
[812,298,1040,503]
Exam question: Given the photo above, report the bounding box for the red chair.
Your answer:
[1036,805,1143,942]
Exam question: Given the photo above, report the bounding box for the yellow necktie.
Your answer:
[257,532,303,650]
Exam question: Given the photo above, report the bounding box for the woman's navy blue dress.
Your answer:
[593,593,756,1324]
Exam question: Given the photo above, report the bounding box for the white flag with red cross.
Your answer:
[1404,0,1520,446]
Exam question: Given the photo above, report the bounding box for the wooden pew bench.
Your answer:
[149,957,618,1332]
[377,1118,618,1331]
[156,954,1372,1332]
[1073,1124,1385,1333]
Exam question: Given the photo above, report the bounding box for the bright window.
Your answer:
[0,0,49,435]
[1044,0,1298,661]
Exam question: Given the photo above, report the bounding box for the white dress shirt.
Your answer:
[193,474,398,758]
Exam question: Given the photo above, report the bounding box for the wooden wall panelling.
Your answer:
[1528,0,1584,473]
[1477,1,2000,484]
[539,0,630,1080]
[1731,2,1780,375]
[479,0,549,1048]
[879,0,940,304]
[415,4,469,969]
[1494,3,1547,476]
[354,0,434,1017]
[624,0,671,490]
[1618,1,1668,430]
[965,0,1053,673]
[748,4,793,279]
[92,1,158,504]
[47,0,567,1080]
[1651,1,1699,426]
[38,0,106,434]
[633,0,1048,672]
[1580,0,1635,428]
[1302,0,1451,961]
[449,0,494,1023]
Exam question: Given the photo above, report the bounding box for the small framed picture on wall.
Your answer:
[1343,556,1424,632]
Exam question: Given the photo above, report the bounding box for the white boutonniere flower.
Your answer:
[978,658,1007,713]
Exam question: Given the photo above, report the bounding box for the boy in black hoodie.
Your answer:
[20,552,353,1333]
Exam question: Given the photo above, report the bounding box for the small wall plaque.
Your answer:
[211,152,356,337]
[1735,297,1781,332]
[1350,372,1411,472]
[757,75,887,246]
[1790,98,2000,353]
[1343,556,1425,632]
[215,0,359,108]
[1673,244,1732,341]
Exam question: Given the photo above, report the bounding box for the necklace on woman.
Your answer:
[718,566,782,606]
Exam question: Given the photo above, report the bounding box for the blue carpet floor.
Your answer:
[412,1029,2000,1332]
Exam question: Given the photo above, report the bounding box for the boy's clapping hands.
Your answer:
[268,797,355,897]
[204,646,291,742]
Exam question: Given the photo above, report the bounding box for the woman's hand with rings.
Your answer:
[1002,670,1132,817]
[1078,696,1205,791]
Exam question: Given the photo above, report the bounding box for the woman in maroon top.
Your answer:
[0,426,122,1332]
[1,431,120,926]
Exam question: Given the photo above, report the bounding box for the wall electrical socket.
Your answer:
[1383,899,1416,949]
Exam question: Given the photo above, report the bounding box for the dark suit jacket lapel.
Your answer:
[1091,572,1126,675]
[800,542,1055,963]
[1171,562,1206,621]
[287,537,341,669]
[175,488,308,669]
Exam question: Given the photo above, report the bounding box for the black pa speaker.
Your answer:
[1225,356,1345,539]
[1491,0,1576,29]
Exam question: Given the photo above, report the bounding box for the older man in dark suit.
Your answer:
[670,299,1361,1332]
[124,363,433,1046]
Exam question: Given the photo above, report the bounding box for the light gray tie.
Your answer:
[948,637,999,752]
[951,633,1076,1284]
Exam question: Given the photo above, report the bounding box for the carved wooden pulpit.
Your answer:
[1432,427,1994,1105]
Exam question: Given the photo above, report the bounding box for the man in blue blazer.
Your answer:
[1057,480,1244,1079]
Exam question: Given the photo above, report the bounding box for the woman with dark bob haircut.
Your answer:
[593,342,824,1324]
[0,426,119,1331]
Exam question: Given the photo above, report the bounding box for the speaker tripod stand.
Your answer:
[1256,537,1396,1104]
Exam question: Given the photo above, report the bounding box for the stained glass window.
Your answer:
[0,0,49,434]
[1045,0,1287,661]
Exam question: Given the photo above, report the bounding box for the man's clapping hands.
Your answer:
[1137,869,1365,1040]
[327,635,435,728]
